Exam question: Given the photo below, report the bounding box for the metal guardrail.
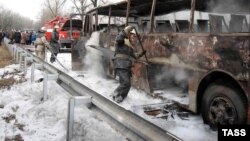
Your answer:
[4,38,182,141]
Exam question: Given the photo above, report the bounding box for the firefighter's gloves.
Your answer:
[124,25,135,38]
[137,50,146,59]
[50,56,56,63]
[124,38,133,47]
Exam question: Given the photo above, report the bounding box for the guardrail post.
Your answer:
[43,73,58,101]
[15,48,22,63]
[14,49,17,62]
[12,45,16,58]
[31,63,43,82]
[24,55,33,75]
[13,46,17,62]
[67,96,92,141]
[17,49,24,64]
[20,52,29,71]
[45,47,48,62]
[12,44,15,55]
[11,44,16,59]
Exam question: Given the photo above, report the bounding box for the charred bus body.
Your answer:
[79,0,250,127]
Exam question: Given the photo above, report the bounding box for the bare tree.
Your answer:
[0,6,34,30]
[36,0,67,30]
[90,0,107,7]
[71,0,89,15]
[70,0,108,24]
[70,0,107,16]
[90,0,97,7]
[45,0,67,17]
[35,7,54,30]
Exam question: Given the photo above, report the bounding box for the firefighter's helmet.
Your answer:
[54,25,59,29]
[130,28,136,34]
[124,25,134,36]
[40,27,46,31]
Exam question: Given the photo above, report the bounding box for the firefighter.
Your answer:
[112,25,146,103]
[50,25,60,63]
[34,28,49,60]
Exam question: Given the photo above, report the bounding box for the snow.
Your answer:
[0,33,218,141]
[0,63,126,141]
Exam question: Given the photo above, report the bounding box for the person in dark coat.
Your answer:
[31,32,37,45]
[0,30,3,46]
[14,31,21,44]
[25,31,31,45]
[49,25,60,63]
[112,25,146,103]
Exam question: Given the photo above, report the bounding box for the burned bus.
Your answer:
[79,0,250,127]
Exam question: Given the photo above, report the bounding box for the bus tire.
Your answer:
[201,84,247,129]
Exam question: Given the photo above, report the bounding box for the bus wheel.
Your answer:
[201,84,247,129]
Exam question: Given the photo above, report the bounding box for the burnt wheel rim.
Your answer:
[208,97,237,125]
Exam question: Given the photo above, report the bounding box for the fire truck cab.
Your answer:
[43,16,82,51]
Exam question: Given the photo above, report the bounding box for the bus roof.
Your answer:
[87,0,250,17]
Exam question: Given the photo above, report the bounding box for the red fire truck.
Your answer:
[42,16,82,51]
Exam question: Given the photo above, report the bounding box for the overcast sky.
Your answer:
[0,0,121,21]
[0,0,44,21]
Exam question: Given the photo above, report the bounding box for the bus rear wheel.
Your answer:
[201,84,247,129]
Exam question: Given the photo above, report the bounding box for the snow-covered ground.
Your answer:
[0,58,127,141]
[0,35,218,141]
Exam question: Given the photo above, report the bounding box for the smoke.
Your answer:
[154,67,189,92]
[206,0,250,31]
[207,0,250,14]
[85,31,100,47]
[83,31,105,77]
[156,0,250,26]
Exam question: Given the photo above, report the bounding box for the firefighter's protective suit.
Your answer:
[50,26,60,63]
[112,26,146,103]
[34,31,48,60]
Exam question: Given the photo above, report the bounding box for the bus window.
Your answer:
[175,20,189,32]
[141,20,150,33]
[197,19,209,32]
[229,14,246,32]
[156,20,173,33]
[209,14,229,33]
